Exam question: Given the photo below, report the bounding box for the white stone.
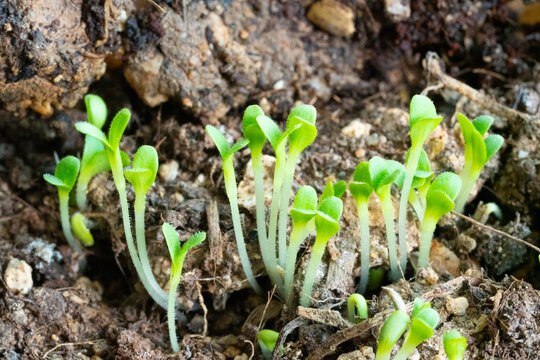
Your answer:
[159,160,179,182]
[4,258,33,294]
[446,296,469,316]
[341,119,371,139]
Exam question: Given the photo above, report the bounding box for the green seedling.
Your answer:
[277,105,317,269]
[369,157,404,282]
[162,223,205,353]
[418,172,461,269]
[455,114,504,213]
[44,156,83,253]
[258,329,280,359]
[347,293,368,324]
[125,145,164,306]
[71,212,94,246]
[393,299,440,360]
[75,109,169,309]
[284,185,318,307]
[300,196,343,307]
[398,95,442,274]
[205,125,262,294]
[443,329,467,360]
[375,310,411,360]
[349,161,373,293]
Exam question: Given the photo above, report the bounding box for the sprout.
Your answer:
[284,185,317,307]
[71,212,94,247]
[455,113,504,213]
[369,157,404,282]
[418,172,461,269]
[375,310,410,360]
[393,299,440,360]
[300,195,343,307]
[75,109,169,308]
[347,293,368,324]
[43,156,83,252]
[258,329,280,359]
[205,125,262,294]
[398,95,442,275]
[162,223,206,353]
[443,330,467,360]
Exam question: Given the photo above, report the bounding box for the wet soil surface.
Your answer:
[0,1,539,359]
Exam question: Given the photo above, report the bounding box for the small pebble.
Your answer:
[417,267,439,286]
[159,160,179,182]
[341,119,371,138]
[446,296,469,316]
[4,258,33,294]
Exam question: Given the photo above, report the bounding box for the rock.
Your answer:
[446,296,469,316]
[159,160,179,182]
[385,0,411,22]
[429,240,461,277]
[341,120,372,139]
[417,267,439,286]
[307,0,355,37]
[4,258,33,294]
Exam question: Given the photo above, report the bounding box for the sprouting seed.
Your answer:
[258,329,281,359]
[347,293,368,324]
[71,212,94,247]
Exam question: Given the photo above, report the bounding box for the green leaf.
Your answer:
[396,149,432,189]
[205,125,231,159]
[412,298,431,318]
[349,162,373,204]
[409,95,442,146]
[443,330,467,360]
[243,105,267,152]
[319,181,335,203]
[256,115,282,149]
[369,157,403,196]
[348,293,368,323]
[84,94,107,129]
[258,329,280,358]
[425,172,462,221]
[179,232,206,258]
[376,310,410,356]
[44,156,80,191]
[124,145,158,194]
[472,115,493,136]
[315,196,343,240]
[291,185,318,225]
[428,172,461,200]
[75,122,111,150]
[333,180,347,198]
[108,109,131,151]
[484,134,503,162]
[458,113,487,172]
[163,222,181,273]
[406,307,439,345]
[230,138,249,154]
[71,212,94,246]
[287,105,317,156]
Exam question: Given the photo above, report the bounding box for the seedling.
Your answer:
[398,95,442,274]
[44,156,83,252]
[75,109,169,308]
[443,329,467,360]
[300,195,343,307]
[205,125,262,294]
[392,299,440,360]
[368,157,404,282]
[71,212,94,246]
[375,310,410,360]
[347,293,368,324]
[162,223,206,353]
[455,113,504,213]
[258,329,280,359]
[418,172,461,269]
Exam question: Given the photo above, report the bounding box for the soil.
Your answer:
[1,0,539,359]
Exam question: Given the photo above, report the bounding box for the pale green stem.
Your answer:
[278,154,299,269]
[397,146,422,276]
[284,223,313,307]
[168,270,182,353]
[58,190,83,253]
[455,170,479,214]
[300,235,328,307]
[267,153,285,272]
[108,150,168,309]
[357,201,370,294]
[223,157,262,294]
[375,346,392,360]
[380,193,400,282]
[417,216,437,269]
[252,152,282,292]
[408,191,424,222]
[392,336,420,360]
[75,170,91,211]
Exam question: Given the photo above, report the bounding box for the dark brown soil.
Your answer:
[1,1,539,359]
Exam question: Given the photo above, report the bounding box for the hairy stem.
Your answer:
[168,271,182,353]
[397,145,422,276]
[58,191,83,253]
[300,236,327,307]
[267,153,285,275]
[417,216,437,269]
[380,193,400,282]
[408,191,424,222]
[277,154,298,268]
[223,158,263,294]
[357,201,371,294]
[75,170,91,211]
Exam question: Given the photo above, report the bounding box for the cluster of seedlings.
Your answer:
[44,93,502,356]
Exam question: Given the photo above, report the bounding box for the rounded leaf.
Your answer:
[425,172,461,221]
[443,330,467,360]
[108,109,131,151]
[458,113,487,172]
[71,212,94,246]
[484,134,503,162]
[49,156,80,191]
[162,222,181,272]
[84,94,107,129]
[396,149,432,189]
[409,95,442,146]
[315,196,343,240]
[258,329,279,353]
[333,180,347,198]
[428,172,461,200]
[287,105,317,155]
[291,185,318,225]
[472,115,494,136]
[349,162,373,204]
[125,145,158,194]
[377,310,410,354]
[243,105,267,152]
[256,115,282,149]
[75,122,110,149]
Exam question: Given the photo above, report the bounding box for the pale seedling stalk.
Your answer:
[347,293,368,324]
[44,156,84,253]
[75,110,169,308]
[398,95,442,274]
[205,125,262,294]
[374,309,410,360]
[300,195,342,307]
[162,223,205,353]
[71,212,94,247]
